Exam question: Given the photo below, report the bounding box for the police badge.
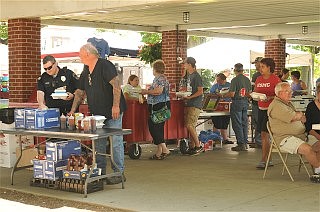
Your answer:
[61,76,66,82]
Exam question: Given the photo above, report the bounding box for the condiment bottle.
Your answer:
[60,114,67,130]
[90,116,97,132]
[83,117,90,132]
[68,115,75,130]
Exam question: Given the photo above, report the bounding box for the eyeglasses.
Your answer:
[88,74,92,86]
[44,62,55,71]
[282,90,293,94]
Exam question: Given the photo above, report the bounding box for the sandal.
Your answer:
[149,154,163,160]
[161,151,171,158]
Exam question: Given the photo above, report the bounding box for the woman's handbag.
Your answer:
[150,104,171,124]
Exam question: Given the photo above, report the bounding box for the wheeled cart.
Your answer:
[123,99,188,159]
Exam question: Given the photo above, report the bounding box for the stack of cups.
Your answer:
[1,73,9,92]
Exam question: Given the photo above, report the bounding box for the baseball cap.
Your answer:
[184,57,196,66]
[251,57,263,64]
[234,63,243,72]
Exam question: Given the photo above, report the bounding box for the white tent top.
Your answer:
[187,38,312,71]
[250,48,312,67]
[0,44,8,72]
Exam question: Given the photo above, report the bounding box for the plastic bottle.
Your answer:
[60,114,67,130]
[83,117,90,132]
[68,115,75,130]
[90,116,97,132]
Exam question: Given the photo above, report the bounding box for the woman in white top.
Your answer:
[123,74,144,103]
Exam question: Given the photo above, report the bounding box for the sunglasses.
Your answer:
[44,62,55,71]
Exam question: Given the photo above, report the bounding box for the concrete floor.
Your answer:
[0,142,319,212]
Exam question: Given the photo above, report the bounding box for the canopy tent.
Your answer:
[0,44,8,71]
[187,38,312,71]
[250,48,312,67]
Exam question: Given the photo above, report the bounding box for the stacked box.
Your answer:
[33,159,68,180]
[33,159,45,179]
[14,109,25,128]
[63,168,100,180]
[46,140,81,161]
[44,160,68,180]
[25,108,60,129]
[25,109,46,129]
[0,122,34,168]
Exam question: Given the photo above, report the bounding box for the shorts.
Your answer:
[307,134,319,146]
[211,115,230,129]
[184,107,201,128]
[257,109,268,133]
[279,136,305,154]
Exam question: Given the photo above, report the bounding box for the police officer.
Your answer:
[37,55,79,115]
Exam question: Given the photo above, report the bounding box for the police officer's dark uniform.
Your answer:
[37,66,79,115]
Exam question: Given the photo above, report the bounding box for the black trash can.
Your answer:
[0,108,15,124]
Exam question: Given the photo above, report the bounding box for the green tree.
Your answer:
[138,32,162,64]
[200,69,215,90]
[289,45,320,79]
[140,32,162,44]
[0,24,8,44]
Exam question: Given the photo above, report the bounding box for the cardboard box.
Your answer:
[215,102,231,111]
[44,159,68,180]
[14,108,25,128]
[202,140,214,151]
[25,108,60,129]
[33,159,45,179]
[25,108,45,129]
[0,151,16,168]
[0,122,34,168]
[63,168,100,180]
[16,147,38,167]
[46,140,81,161]
[33,159,68,180]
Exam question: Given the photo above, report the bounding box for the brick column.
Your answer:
[8,18,41,103]
[162,30,187,88]
[265,39,286,76]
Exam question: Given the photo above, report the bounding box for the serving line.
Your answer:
[0,127,131,198]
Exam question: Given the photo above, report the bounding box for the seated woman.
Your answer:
[305,83,320,146]
[291,71,307,96]
[122,74,144,103]
[209,73,232,144]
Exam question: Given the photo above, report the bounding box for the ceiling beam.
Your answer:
[41,19,158,32]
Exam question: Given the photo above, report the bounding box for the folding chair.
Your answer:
[263,121,310,182]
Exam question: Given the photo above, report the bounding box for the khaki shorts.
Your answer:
[279,136,305,154]
[307,134,319,146]
[184,107,201,128]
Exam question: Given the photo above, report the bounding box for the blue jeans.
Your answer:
[230,100,249,145]
[252,103,262,145]
[96,113,124,175]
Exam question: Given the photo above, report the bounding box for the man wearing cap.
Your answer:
[224,63,252,151]
[182,57,204,155]
[251,57,263,148]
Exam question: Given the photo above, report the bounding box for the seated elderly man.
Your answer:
[268,82,320,183]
